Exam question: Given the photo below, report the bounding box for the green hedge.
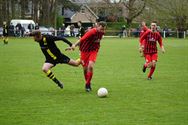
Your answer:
[107,22,140,30]
[56,16,64,28]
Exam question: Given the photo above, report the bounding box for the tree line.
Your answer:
[0,0,187,31]
[0,0,78,27]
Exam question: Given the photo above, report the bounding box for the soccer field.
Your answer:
[0,37,188,125]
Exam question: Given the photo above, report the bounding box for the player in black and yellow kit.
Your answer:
[30,30,80,89]
[3,21,9,44]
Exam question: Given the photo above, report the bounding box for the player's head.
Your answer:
[97,21,107,33]
[3,21,6,25]
[141,21,147,31]
[150,21,157,32]
[30,30,42,42]
[78,21,82,27]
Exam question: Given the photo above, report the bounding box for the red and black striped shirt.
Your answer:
[139,26,148,46]
[79,28,104,52]
[140,30,163,54]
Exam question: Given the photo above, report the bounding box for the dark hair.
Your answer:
[152,20,157,24]
[98,21,107,27]
[30,30,41,36]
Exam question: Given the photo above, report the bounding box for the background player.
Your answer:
[139,21,148,56]
[3,21,9,44]
[140,21,165,80]
[30,31,80,89]
[66,21,107,92]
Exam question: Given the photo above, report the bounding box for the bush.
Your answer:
[56,16,64,28]
[107,22,140,30]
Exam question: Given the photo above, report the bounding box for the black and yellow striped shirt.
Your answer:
[38,35,72,60]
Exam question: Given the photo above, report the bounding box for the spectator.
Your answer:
[16,23,22,37]
[35,23,39,30]
[28,22,34,32]
[77,21,85,38]
[70,24,75,37]
[21,25,25,37]
[163,24,169,37]
[119,25,126,38]
[9,23,15,36]
[60,23,65,37]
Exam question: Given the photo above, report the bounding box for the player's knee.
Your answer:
[42,67,48,73]
[152,62,156,67]
[87,65,93,71]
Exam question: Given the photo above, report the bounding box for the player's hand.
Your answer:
[140,52,144,57]
[65,44,76,51]
[65,47,72,51]
[139,47,142,53]
[71,44,76,51]
[161,46,165,54]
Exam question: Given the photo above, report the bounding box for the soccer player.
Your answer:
[30,30,80,89]
[66,21,107,92]
[3,21,9,44]
[139,21,148,56]
[140,22,165,80]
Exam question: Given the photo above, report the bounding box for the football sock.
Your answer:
[46,70,61,85]
[76,58,81,64]
[144,63,148,68]
[5,38,8,44]
[148,66,156,78]
[84,73,87,82]
[86,71,93,85]
[3,38,5,43]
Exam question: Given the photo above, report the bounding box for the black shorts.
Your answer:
[45,54,70,66]
[3,32,8,37]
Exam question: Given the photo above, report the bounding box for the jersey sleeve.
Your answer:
[140,30,150,46]
[51,36,72,46]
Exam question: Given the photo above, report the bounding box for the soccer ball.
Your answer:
[97,87,108,97]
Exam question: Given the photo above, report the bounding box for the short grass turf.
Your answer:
[0,37,188,125]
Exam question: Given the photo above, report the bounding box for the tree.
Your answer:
[142,0,188,31]
[121,0,146,27]
[98,0,146,27]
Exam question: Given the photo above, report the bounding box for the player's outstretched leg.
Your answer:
[42,63,63,89]
[68,58,81,67]
[46,70,63,89]
[5,38,8,44]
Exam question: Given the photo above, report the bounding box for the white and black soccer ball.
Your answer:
[97,87,108,97]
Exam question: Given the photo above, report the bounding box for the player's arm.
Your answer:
[66,29,95,51]
[140,30,149,45]
[139,30,149,54]
[158,34,165,53]
[53,36,72,47]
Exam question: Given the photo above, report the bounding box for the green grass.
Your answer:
[0,37,188,125]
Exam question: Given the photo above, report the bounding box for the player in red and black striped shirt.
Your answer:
[67,21,106,92]
[139,21,148,56]
[140,22,165,80]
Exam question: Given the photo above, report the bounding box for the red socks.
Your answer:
[148,66,156,78]
[86,72,93,85]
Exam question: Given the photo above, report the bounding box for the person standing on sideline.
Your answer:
[66,21,107,92]
[140,21,165,80]
[30,30,80,89]
[28,22,34,33]
[77,21,85,38]
[3,21,9,44]
[35,23,39,30]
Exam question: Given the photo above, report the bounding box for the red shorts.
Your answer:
[81,51,98,67]
[144,53,158,63]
